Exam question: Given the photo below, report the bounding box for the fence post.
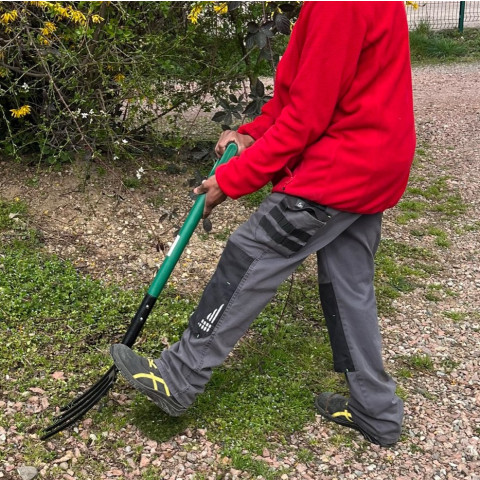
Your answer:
[458,1,465,33]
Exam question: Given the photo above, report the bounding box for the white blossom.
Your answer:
[136,167,145,180]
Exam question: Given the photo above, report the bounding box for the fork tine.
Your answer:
[59,366,116,412]
[41,367,117,439]
[40,378,115,440]
[59,366,117,412]
[41,376,115,439]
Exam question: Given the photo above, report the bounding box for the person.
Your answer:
[111,1,415,447]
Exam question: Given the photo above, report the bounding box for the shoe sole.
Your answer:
[111,347,186,417]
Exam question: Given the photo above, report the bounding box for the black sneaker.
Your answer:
[315,392,392,447]
[110,344,186,417]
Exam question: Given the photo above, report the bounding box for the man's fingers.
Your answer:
[203,205,213,218]
[192,175,226,218]
[215,130,236,157]
[214,144,224,158]
[194,180,207,195]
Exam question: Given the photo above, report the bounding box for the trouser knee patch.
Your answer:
[319,282,355,372]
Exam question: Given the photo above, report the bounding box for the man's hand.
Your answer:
[215,130,255,158]
[194,175,227,218]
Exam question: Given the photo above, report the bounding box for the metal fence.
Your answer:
[407,1,480,31]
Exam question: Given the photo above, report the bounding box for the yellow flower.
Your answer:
[27,1,49,8]
[0,10,19,25]
[41,21,56,36]
[114,73,125,83]
[213,3,228,15]
[187,4,203,24]
[50,4,69,19]
[39,35,51,45]
[10,105,32,119]
[405,1,419,9]
[91,14,104,24]
[68,7,87,25]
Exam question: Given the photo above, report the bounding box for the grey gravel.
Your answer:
[16,466,38,480]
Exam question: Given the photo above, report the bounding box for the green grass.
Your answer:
[410,24,480,63]
[374,239,435,315]
[403,354,434,372]
[123,177,141,189]
[426,227,450,247]
[0,197,29,225]
[398,174,467,226]
[0,198,342,477]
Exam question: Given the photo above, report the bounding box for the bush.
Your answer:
[0,1,299,164]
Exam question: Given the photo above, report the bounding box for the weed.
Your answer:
[123,177,141,189]
[415,147,427,157]
[395,385,408,401]
[427,227,450,247]
[0,198,28,229]
[409,229,425,238]
[409,443,425,454]
[228,453,283,479]
[425,284,443,302]
[329,433,354,448]
[395,367,413,379]
[200,228,232,242]
[396,199,427,224]
[462,221,480,232]
[443,311,465,322]
[440,357,460,374]
[297,447,315,463]
[148,193,165,208]
[404,354,434,371]
[434,193,467,217]
[25,176,40,188]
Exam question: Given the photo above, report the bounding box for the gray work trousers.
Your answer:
[156,193,403,445]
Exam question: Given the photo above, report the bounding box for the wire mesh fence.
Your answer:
[407,1,480,31]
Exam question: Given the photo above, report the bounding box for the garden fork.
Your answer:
[40,143,238,440]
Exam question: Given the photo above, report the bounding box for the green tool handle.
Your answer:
[148,141,238,298]
[121,142,238,347]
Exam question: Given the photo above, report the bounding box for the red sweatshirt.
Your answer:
[215,1,416,214]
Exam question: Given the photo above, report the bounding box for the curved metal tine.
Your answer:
[50,370,116,427]
[47,367,117,426]
[41,373,116,440]
[59,366,117,412]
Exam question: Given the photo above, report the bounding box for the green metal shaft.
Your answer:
[147,142,238,298]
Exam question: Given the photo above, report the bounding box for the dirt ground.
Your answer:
[1,61,480,479]
[0,150,253,296]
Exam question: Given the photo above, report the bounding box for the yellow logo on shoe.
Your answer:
[332,409,353,423]
[148,358,156,369]
[133,372,171,396]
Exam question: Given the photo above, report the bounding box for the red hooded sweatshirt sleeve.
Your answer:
[215,1,416,214]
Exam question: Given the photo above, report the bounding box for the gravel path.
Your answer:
[1,61,479,480]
